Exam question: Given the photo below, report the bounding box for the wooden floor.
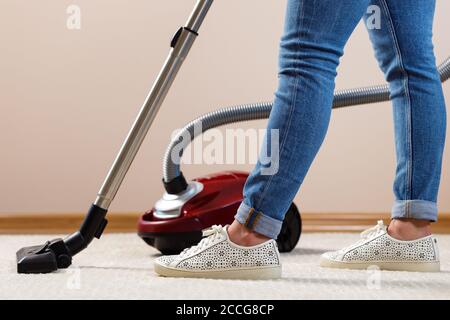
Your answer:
[1,212,449,234]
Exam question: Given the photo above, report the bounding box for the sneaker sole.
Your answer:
[154,262,282,280]
[319,257,440,272]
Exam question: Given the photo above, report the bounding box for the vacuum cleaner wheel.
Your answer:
[276,203,302,252]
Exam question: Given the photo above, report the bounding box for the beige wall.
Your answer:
[1,0,449,214]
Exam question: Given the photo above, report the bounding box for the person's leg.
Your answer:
[230,0,370,244]
[320,0,445,272]
[154,0,371,279]
[365,0,446,240]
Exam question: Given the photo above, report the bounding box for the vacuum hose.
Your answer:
[163,56,450,189]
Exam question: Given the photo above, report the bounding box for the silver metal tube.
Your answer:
[186,0,214,32]
[94,0,214,209]
[163,56,450,183]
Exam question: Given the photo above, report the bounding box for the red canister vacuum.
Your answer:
[138,171,302,255]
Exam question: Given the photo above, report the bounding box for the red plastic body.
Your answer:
[137,171,248,234]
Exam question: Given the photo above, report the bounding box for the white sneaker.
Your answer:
[154,225,282,279]
[320,220,440,272]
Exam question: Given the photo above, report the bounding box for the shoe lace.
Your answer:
[179,225,226,257]
[360,220,387,239]
[334,220,387,255]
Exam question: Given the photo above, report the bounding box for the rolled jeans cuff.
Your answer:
[234,201,283,239]
[391,200,438,222]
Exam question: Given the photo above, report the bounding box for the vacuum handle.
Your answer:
[94,0,214,210]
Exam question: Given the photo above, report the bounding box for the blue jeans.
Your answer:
[235,0,447,239]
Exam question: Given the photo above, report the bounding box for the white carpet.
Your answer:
[1,233,450,300]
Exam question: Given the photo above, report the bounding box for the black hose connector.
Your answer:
[163,172,188,194]
[65,204,108,256]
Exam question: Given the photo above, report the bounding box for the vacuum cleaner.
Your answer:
[16,0,450,273]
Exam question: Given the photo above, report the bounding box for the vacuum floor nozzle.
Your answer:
[16,239,72,274]
[16,204,108,274]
